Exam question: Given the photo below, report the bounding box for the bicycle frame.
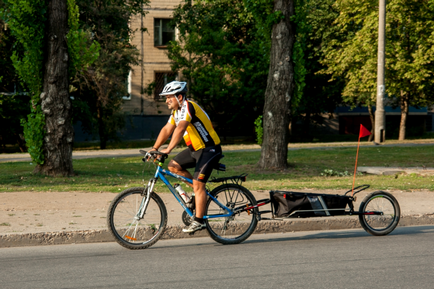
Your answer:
[142,163,234,220]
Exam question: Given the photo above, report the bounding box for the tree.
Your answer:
[2,0,99,176]
[168,0,268,137]
[257,0,295,169]
[321,0,434,140]
[71,0,149,149]
[36,0,74,175]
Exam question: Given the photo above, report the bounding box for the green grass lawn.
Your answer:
[1,145,433,193]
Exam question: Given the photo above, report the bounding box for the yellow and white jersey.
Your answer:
[168,99,220,151]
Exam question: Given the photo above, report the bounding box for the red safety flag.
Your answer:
[359,124,371,138]
[351,124,371,197]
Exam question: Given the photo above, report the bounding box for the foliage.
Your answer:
[71,0,148,148]
[291,0,308,109]
[66,0,100,80]
[0,9,29,151]
[320,169,362,177]
[254,115,263,146]
[321,0,434,139]
[243,0,280,55]
[2,0,46,164]
[169,0,271,136]
[290,0,345,138]
[21,111,45,163]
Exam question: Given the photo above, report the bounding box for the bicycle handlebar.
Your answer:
[139,150,168,163]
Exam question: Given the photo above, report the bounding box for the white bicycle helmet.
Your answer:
[159,81,187,97]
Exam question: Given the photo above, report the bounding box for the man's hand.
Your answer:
[146,147,158,161]
[160,148,171,155]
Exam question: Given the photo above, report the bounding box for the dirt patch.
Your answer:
[0,192,115,234]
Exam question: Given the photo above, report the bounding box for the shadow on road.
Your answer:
[244,225,434,244]
[148,225,434,250]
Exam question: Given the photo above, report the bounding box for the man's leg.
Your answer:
[182,146,222,233]
[182,179,207,233]
[193,180,206,218]
[168,160,194,188]
[170,158,206,219]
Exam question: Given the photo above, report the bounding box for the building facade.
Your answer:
[124,0,181,116]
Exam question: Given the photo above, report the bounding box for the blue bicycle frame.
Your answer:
[153,165,234,220]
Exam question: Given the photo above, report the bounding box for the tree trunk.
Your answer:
[35,0,74,176]
[258,0,295,169]
[398,91,409,140]
[368,105,375,142]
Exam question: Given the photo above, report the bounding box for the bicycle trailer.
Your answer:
[254,185,401,236]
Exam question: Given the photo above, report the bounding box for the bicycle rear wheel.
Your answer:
[107,187,167,249]
[358,191,400,236]
[205,184,258,245]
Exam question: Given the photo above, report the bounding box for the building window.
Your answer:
[154,18,175,47]
[154,72,177,100]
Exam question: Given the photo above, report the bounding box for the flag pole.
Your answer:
[351,126,362,197]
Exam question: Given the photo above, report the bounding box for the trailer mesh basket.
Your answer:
[270,191,352,218]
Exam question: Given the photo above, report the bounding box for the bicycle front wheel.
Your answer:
[205,184,258,245]
[107,187,167,249]
[358,191,400,236]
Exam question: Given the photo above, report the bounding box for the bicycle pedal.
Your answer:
[188,232,195,236]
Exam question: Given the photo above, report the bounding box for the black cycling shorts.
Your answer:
[173,145,222,183]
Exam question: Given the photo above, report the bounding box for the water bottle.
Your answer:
[174,183,191,203]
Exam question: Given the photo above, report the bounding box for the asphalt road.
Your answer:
[1,226,434,289]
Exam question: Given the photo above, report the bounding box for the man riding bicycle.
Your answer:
[149,81,222,233]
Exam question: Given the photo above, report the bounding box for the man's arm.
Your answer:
[161,120,189,154]
[152,122,176,151]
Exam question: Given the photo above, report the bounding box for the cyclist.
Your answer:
[149,81,222,233]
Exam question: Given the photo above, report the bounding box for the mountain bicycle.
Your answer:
[107,150,261,249]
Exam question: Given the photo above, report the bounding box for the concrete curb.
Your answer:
[2,214,434,248]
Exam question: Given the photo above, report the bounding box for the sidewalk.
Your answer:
[1,188,434,248]
[1,139,434,163]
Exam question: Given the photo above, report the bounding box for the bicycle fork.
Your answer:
[136,178,157,220]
